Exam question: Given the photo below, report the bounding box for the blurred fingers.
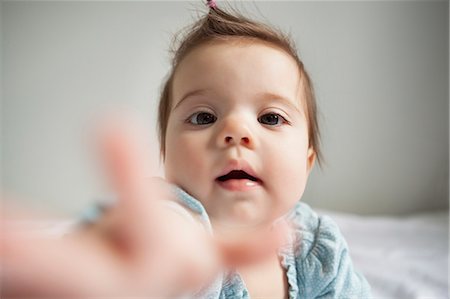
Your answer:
[96,113,155,202]
[0,225,127,298]
[217,219,292,267]
[94,114,173,254]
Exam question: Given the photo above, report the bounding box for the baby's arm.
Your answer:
[0,119,220,298]
[0,117,290,298]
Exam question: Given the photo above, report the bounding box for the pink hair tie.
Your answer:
[207,0,217,9]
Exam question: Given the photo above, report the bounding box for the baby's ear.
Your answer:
[306,147,316,174]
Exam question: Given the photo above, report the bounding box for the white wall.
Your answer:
[2,1,448,217]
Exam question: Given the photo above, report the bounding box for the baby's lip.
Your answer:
[215,160,262,183]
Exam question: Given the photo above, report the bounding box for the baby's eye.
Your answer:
[187,111,217,125]
[258,113,288,126]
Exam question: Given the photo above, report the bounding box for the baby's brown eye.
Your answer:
[258,113,284,126]
[188,112,217,125]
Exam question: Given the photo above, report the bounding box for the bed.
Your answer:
[316,209,449,299]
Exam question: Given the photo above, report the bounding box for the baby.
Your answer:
[157,3,370,298]
[1,2,371,298]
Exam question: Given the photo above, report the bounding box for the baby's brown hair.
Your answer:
[158,4,322,166]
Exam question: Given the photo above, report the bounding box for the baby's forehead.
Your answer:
[171,39,306,107]
[179,38,298,67]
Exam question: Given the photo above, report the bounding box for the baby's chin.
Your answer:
[208,201,288,233]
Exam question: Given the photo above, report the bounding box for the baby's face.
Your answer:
[164,40,315,228]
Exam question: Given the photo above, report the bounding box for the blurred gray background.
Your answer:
[1,1,448,217]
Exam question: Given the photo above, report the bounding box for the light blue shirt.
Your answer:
[172,186,372,299]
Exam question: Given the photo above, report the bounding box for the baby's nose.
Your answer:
[224,135,250,145]
[217,120,255,149]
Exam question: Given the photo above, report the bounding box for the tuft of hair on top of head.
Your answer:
[206,0,217,10]
[158,1,323,168]
[169,2,301,70]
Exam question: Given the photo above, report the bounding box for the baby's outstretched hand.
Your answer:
[0,115,220,298]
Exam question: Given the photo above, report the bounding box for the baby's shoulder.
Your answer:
[283,202,371,298]
[287,202,345,260]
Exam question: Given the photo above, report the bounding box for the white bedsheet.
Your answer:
[317,209,449,299]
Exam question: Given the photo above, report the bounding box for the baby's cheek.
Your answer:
[166,135,207,187]
[269,150,309,211]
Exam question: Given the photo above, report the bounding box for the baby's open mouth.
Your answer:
[215,163,263,192]
[217,170,260,182]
